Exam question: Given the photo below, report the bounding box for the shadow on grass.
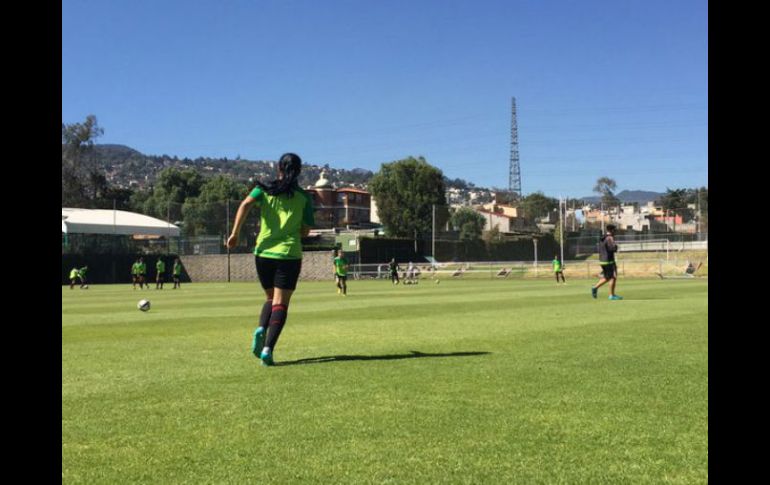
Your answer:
[276,350,491,367]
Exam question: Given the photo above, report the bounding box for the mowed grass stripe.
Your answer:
[63,279,707,484]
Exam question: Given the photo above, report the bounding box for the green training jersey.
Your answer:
[249,186,315,260]
[131,263,140,275]
[138,262,147,274]
[69,268,78,279]
[334,257,348,276]
[156,260,166,273]
[78,267,87,277]
[173,262,181,276]
[552,259,562,272]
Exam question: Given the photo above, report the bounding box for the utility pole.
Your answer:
[167,201,171,255]
[696,188,701,237]
[601,201,605,233]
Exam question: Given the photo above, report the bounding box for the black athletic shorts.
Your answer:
[256,256,302,290]
[601,262,617,279]
[336,274,347,282]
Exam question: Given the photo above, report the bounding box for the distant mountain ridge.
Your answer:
[83,144,483,194]
[580,190,663,204]
[84,144,375,190]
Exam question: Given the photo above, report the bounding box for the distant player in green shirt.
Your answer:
[78,266,89,289]
[333,250,349,296]
[131,257,147,290]
[138,258,147,289]
[69,267,79,289]
[172,258,182,289]
[155,259,166,289]
[226,153,315,366]
[552,255,565,284]
[131,259,141,290]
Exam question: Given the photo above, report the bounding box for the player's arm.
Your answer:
[226,194,257,248]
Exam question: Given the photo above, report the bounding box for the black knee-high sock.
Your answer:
[265,304,288,351]
[259,300,273,331]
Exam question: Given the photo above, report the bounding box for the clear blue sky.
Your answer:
[62,0,707,198]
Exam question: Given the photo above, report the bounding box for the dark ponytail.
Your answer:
[256,153,302,197]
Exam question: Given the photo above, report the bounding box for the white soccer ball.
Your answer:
[435,279,440,284]
[138,299,151,312]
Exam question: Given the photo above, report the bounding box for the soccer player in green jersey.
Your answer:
[78,266,89,288]
[552,255,566,283]
[138,257,148,289]
[333,249,349,296]
[132,257,147,289]
[69,267,79,289]
[172,258,182,289]
[155,258,166,289]
[226,153,315,367]
[592,224,622,300]
[131,259,141,290]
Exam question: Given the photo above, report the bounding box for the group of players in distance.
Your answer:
[130,257,183,290]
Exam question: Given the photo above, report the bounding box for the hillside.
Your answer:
[580,190,664,204]
[84,144,374,190]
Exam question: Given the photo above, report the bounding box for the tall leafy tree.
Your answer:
[62,115,105,206]
[183,175,249,237]
[136,167,205,222]
[659,188,688,214]
[368,156,448,238]
[593,176,620,208]
[658,188,694,224]
[520,192,559,221]
[450,207,486,241]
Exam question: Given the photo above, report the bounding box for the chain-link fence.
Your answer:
[567,232,708,257]
[62,199,708,267]
[328,257,708,281]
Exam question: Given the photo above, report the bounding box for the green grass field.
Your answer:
[62,278,708,484]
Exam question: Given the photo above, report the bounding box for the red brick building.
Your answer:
[306,171,371,228]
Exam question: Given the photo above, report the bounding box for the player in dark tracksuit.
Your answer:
[591,224,623,300]
[388,258,400,285]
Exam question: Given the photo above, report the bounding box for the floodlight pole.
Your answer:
[432,204,436,262]
[559,198,565,265]
[167,201,171,255]
[226,199,231,283]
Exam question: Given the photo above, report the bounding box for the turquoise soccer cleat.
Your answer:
[260,350,274,366]
[608,295,624,300]
[251,327,265,357]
